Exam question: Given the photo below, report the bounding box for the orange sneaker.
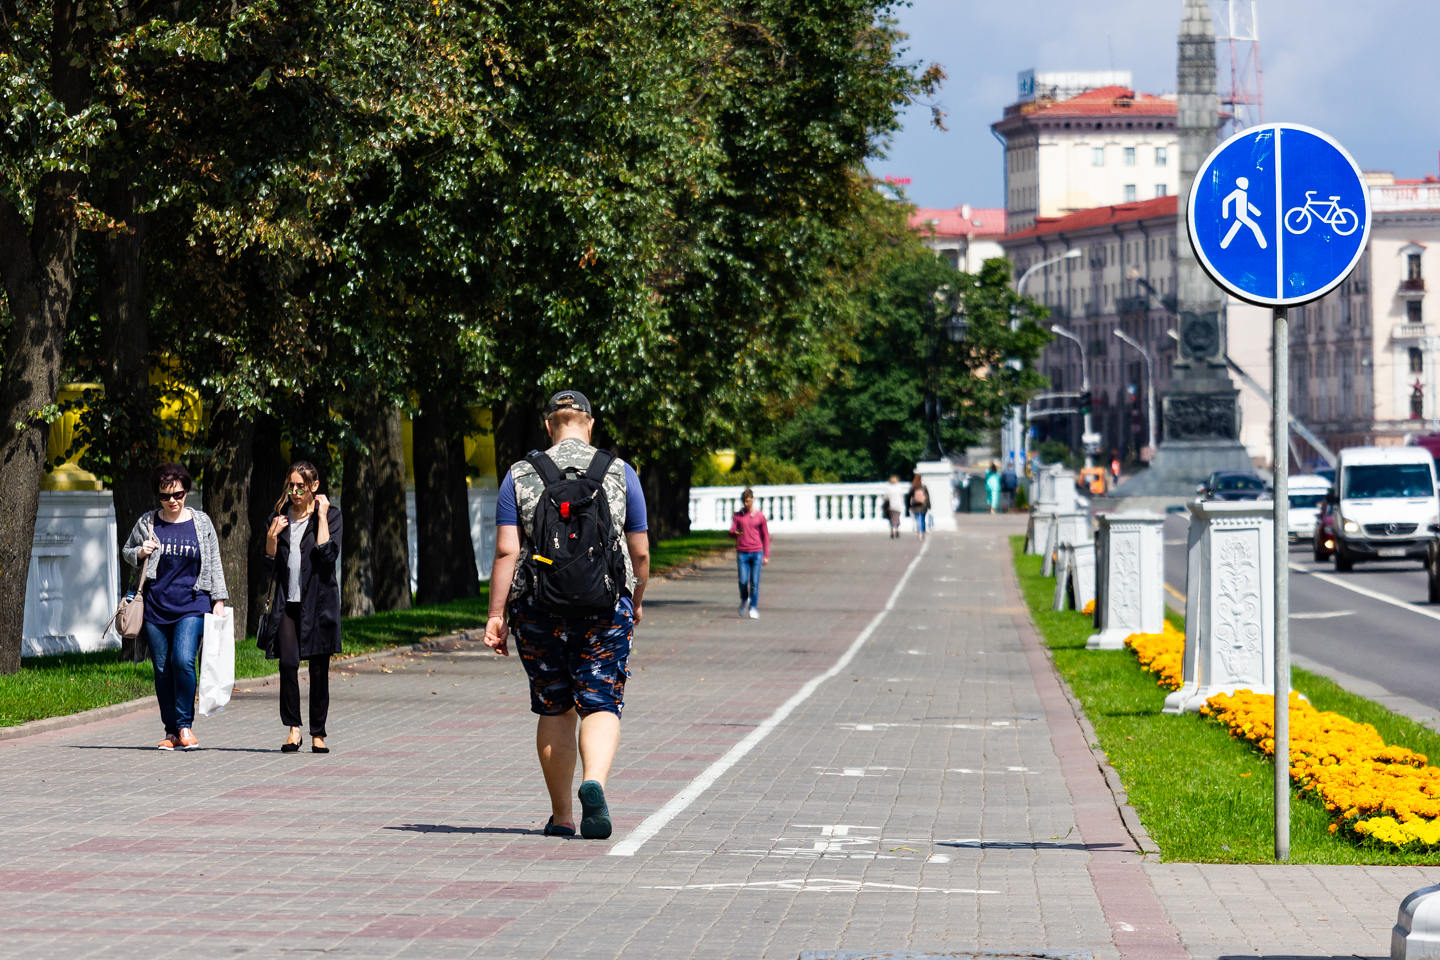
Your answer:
[177,728,199,750]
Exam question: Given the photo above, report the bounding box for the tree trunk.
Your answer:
[493,397,546,477]
[641,448,693,545]
[0,169,83,673]
[414,395,477,604]
[205,407,255,638]
[97,180,152,661]
[246,416,285,634]
[341,403,379,618]
[371,406,411,611]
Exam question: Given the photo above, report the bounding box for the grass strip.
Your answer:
[1013,535,1440,865]
[0,530,733,728]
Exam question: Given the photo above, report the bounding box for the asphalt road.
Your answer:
[1163,511,1440,719]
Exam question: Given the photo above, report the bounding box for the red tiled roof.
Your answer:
[1011,85,1176,120]
[909,207,1007,237]
[1001,195,1177,241]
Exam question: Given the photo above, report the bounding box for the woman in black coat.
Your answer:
[260,460,342,753]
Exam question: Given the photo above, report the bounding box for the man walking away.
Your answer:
[1001,458,1018,511]
[485,390,650,840]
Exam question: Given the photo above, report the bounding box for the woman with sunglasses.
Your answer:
[121,462,228,750]
[259,461,342,753]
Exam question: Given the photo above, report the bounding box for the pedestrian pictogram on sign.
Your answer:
[1187,123,1371,307]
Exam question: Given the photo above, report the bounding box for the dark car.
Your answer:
[1313,496,1338,562]
[1198,469,1268,502]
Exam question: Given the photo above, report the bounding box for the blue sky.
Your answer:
[871,0,1440,210]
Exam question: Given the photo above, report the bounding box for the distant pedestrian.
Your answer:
[885,474,906,539]
[985,462,1002,514]
[728,488,771,617]
[258,461,342,754]
[121,463,228,751]
[1110,452,1122,488]
[485,390,650,840]
[1001,459,1018,510]
[907,474,931,539]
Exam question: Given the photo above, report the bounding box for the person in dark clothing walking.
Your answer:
[259,461,342,754]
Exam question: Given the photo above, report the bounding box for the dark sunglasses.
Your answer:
[158,491,186,502]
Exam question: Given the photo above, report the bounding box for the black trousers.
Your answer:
[278,602,330,736]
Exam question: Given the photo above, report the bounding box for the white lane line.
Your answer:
[608,538,931,857]
[1289,610,1354,620]
[1291,562,1440,623]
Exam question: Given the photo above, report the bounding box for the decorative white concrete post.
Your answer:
[1070,540,1096,612]
[1025,466,1064,554]
[1041,510,1091,577]
[913,460,957,532]
[1052,541,1095,612]
[1052,544,1073,610]
[1163,501,1275,714]
[23,492,120,657]
[1392,883,1440,959]
[1087,512,1165,650]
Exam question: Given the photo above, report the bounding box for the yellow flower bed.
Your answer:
[1123,621,1186,690]
[1203,689,1440,848]
[1081,599,1095,615]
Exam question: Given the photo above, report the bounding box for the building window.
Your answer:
[1123,147,1136,166]
[1092,147,1105,166]
[1409,253,1423,281]
[1413,385,1425,420]
[1411,347,1424,374]
[1155,184,1168,198]
[1409,300,1424,324]
[1155,146,1167,166]
[1123,184,1137,202]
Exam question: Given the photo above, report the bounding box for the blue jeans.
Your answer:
[914,511,929,536]
[737,551,763,610]
[143,616,204,734]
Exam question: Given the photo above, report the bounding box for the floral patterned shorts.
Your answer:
[511,600,634,718]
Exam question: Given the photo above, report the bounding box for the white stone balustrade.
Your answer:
[690,483,899,534]
[1163,501,1275,714]
[1087,512,1165,650]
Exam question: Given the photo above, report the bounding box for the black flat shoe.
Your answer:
[311,741,329,754]
[280,741,300,753]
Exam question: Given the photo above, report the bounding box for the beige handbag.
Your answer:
[111,553,152,640]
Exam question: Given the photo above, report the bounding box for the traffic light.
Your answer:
[1079,390,1092,416]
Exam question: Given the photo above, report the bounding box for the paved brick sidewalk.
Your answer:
[0,521,1425,958]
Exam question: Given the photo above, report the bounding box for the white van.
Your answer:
[1330,446,1440,571]
[1287,473,1332,542]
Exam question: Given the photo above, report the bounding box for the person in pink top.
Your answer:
[728,488,770,619]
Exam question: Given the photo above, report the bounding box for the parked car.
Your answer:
[1197,469,1267,502]
[1329,445,1439,572]
[1313,496,1338,562]
[1287,474,1332,543]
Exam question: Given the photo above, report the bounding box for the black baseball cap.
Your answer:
[544,389,592,417]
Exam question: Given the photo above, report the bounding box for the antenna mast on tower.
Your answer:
[1212,0,1264,136]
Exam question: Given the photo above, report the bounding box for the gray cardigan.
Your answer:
[121,508,229,602]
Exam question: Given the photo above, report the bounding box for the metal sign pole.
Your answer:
[1273,305,1290,861]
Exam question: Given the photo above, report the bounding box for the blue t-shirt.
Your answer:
[144,516,213,625]
[495,462,648,532]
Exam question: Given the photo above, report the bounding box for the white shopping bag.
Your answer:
[197,609,235,717]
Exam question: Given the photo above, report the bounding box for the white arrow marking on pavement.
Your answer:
[1291,562,1440,623]
[608,538,932,856]
[1289,610,1354,620]
[641,879,999,894]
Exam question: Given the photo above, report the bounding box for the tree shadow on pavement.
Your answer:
[66,745,276,754]
[386,824,538,836]
[937,839,1128,852]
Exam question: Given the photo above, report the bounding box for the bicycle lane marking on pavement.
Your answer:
[607,536,932,857]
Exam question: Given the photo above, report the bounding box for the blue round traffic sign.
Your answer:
[1187,123,1370,307]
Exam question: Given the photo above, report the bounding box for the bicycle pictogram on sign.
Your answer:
[1283,190,1360,237]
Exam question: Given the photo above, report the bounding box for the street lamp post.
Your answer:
[1112,328,1156,455]
[1012,248,1081,469]
[1050,323,1093,467]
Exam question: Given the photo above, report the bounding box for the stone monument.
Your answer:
[1115,0,1254,497]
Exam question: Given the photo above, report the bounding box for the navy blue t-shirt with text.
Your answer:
[144,515,213,624]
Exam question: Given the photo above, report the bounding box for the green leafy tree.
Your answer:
[759,249,1052,482]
